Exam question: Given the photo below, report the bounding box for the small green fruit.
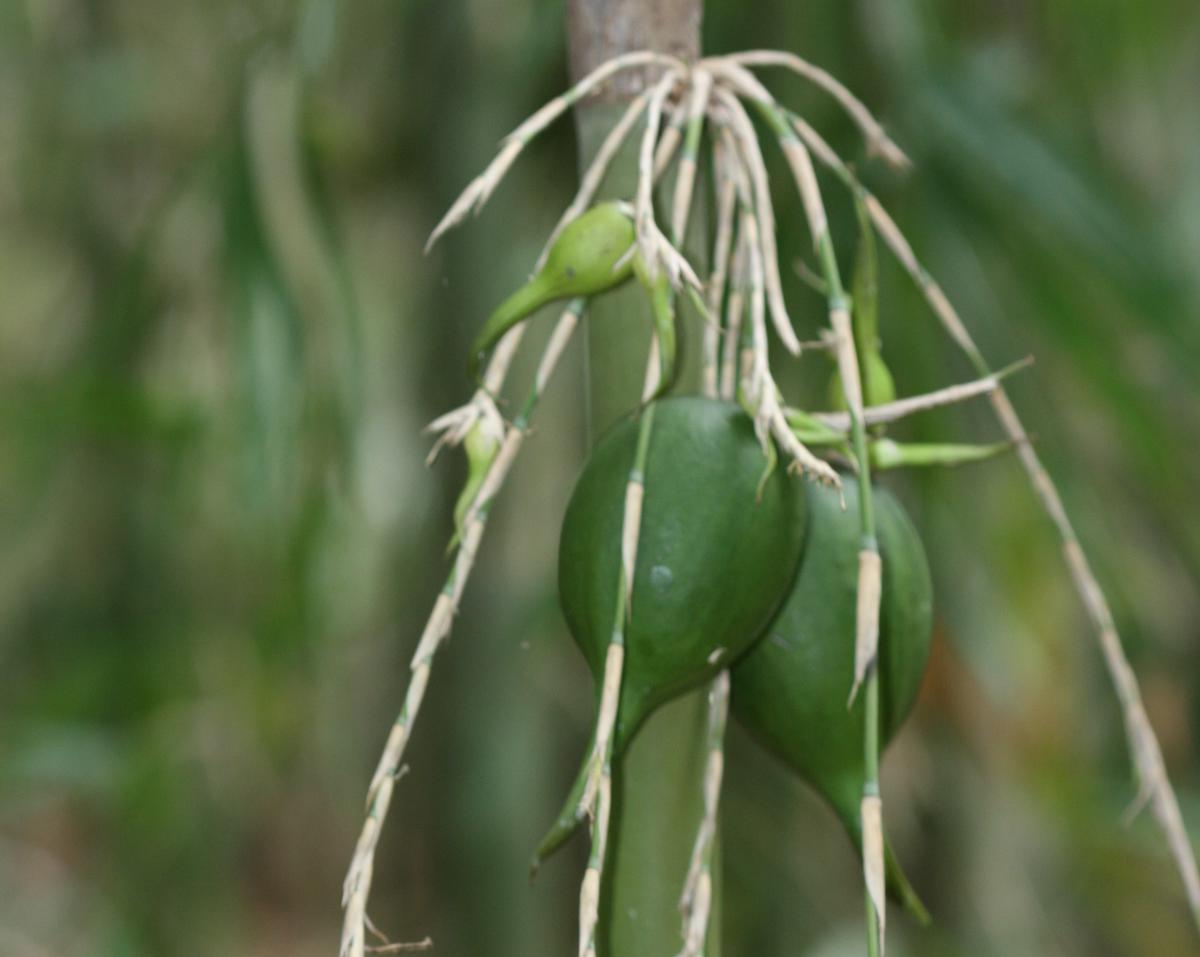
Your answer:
[468,202,636,380]
[450,417,502,546]
[730,475,933,921]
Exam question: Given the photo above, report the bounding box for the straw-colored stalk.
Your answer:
[714,110,837,485]
[339,303,583,957]
[705,137,738,400]
[718,49,909,169]
[731,71,886,951]
[709,84,800,355]
[809,357,1033,432]
[670,69,713,245]
[535,90,652,274]
[674,671,730,957]
[426,51,684,251]
[577,369,659,957]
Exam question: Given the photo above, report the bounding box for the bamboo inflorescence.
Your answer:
[340,46,1200,957]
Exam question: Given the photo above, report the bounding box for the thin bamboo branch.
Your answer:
[719,223,747,403]
[427,51,685,251]
[717,124,753,403]
[789,96,1200,931]
[705,136,737,400]
[787,112,980,361]
[535,90,652,274]
[653,103,687,180]
[671,70,713,245]
[578,371,659,957]
[709,84,801,355]
[712,110,837,484]
[635,72,678,262]
[718,50,909,169]
[636,70,702,293]
[339,301,585,957]
[425,327,530,466]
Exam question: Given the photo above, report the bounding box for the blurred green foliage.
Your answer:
[1,1,1198,955]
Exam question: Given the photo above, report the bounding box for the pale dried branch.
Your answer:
[670,69,713,244]
[809,357,1034,432]
[710,85,801,354]
[340,304,583,957]
[720,49,909,169]
[427,50,684,251]
[704,136,738,398]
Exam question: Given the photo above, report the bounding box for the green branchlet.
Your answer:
[869,437,1015,472]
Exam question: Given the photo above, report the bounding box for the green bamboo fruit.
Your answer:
[468,202,636,381]
[533,397,808,870]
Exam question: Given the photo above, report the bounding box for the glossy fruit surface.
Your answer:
[559,396,808,752]
[730,474,933,914]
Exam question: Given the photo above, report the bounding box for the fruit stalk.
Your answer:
[676,671,730,957]
[577,396,656,957]
[752,84,888,953]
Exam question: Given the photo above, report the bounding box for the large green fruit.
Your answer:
[535,396,808,868]
[560,396,808,751]
[730,475,933,918]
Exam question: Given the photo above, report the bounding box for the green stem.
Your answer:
[468,275,556,383]
[850,196,880,395]
[583,401,655,946]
